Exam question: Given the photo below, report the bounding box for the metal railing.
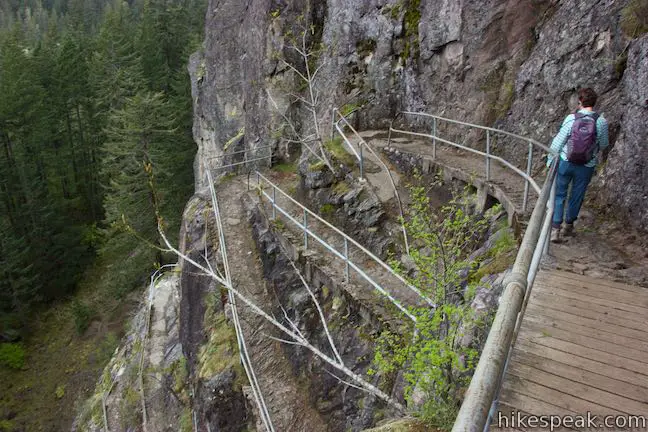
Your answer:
[332,108,411,254]
[332,109,364,179]
[251,171,435,322]
[209,145,273,173]
[452,160,558,432]
[389,112,553,213]
[206,170,275,432]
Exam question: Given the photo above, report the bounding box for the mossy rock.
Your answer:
[621,0,648,37]
[198,304,240,379]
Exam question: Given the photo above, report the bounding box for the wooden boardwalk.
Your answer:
[495,269,648,430]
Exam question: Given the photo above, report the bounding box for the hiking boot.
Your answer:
[561,223,575,237]
[550,227,561,243]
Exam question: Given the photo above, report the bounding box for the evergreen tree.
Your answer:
[100,91,175,294]
[0,0,204,332]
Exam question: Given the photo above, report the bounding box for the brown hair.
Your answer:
[578,87,597,108]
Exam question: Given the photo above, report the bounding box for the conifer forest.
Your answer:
[0,0,203,427]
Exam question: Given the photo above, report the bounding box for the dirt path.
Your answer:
[213,177,329,431]
[543,206,648,287]
[254,177,429,313]
[359,130,541,213]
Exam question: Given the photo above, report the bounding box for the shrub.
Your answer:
[55,384,66,399]
[71,299,95,334]
[273,162,297,173]
[0,343,25,370]
[319,203,336,217]
[324,136,356,167]
[374,180,490,429]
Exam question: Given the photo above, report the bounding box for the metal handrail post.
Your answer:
[303,209,308,249]
[486,130,491,181]
[523,142,533,213]
[359,141,364,180]
[543,175,557,255]
[272,186,276,220]
[432,118,437,160]
[344,238,350,282]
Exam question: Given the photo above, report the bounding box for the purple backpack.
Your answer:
[566,111,599,164]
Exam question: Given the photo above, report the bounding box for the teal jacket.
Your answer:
[546,109,609,168]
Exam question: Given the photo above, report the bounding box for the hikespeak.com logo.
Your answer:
[498,411,647,430]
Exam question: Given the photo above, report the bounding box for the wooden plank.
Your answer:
[501,376,623,416]
[509,350,648,403]
[499,386,577,418]
[512,339,648,389]
[530,285,648,325]
[531,282,648,316]
[516,332,648,377]
[506,362,648,414]
[533,279,648,308]
[522,312,648,354]
[545,270,648,295]
[520,318,648,362]
[527,294,648,332]
[525,303,648,343]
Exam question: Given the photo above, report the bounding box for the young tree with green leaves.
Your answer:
[373,180,491,429]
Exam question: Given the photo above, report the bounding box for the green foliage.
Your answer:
[0,419,15,431]
[55,384,66,399]
[309,160,327,171]
[374,179,490,428]
[469,228,516,284]
[169,355,188,394]
[119,387,141,428]
[179,408,193,432]
[495,81,515,118]
[340,102,362,117]
[324,136,356,167]
[273,162,297,173]
[71,299,95,334]
[489,228,516,257]
[198,291,241,379]
[402,0,421,60]
[97,332,119,364]
[0,343,25,370]
[614,52,628,80]
[621,0,648,37]
[332,181,352,195]
[320,203,336,216]
[0,0,203,337]
[271,218,286,231]
[0,1,205,428]
[381,3,403,20]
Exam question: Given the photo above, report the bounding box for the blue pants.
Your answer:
[552,160,594,228]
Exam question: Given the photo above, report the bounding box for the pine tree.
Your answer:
[100,91,175,295]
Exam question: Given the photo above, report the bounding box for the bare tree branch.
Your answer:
[276,239,343,365]
[158,226,405,412]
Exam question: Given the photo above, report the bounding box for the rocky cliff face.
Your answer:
[190,0,648,232]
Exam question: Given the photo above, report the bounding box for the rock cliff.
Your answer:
[190,0,648,232]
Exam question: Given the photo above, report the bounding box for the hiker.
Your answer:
[547,87,609,243]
